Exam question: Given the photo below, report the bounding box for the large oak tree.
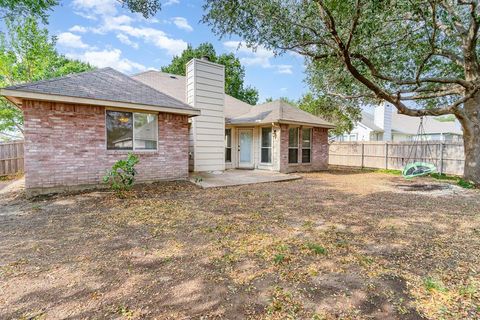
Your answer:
[203,0,480,185]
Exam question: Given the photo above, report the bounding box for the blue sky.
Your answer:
[46,0,308,103]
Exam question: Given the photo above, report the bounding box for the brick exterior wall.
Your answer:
[279,124,329,173]
[23,100,189,195]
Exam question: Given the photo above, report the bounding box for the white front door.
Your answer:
[238,128,254,168]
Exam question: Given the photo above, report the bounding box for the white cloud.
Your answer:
[72,0,117,18]
[104,23,187,56]
[57,32,90,49]
[277,64,293,74]
[67,48,146,73]
[171,17,193,32]
[164,0,180,6]
[223,41,293,74]
[69,25,88,33]
[69,0,187,56]
[116,33,139,49]
[280,87,288,92]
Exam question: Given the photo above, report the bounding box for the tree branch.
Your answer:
[314,0,472,118]
[346,0,361,50]
[351,53,472,88]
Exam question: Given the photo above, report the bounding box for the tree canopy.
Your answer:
[203,0,480,183]
[0,18,93,138]
[0,0,161,23]
[161,43,259,105]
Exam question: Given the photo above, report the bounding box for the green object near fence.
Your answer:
[402,162,436,179]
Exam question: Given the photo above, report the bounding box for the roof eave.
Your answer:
[0,89,201,117]
[278,119,336,129]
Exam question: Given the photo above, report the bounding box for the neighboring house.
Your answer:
[0,58,334,195]
[336,103,463,142]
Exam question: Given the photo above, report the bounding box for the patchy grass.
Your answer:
[375,168,403,175]
[0,170,479,319]
[305,242,327,255]
[430,173,476,189]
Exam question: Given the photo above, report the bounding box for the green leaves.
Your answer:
[0,0,58,24]
[203,0,472,121]
[103,153,140,194]
[119,0,161,19]
[161,42,259,105]
[0,17,93,138]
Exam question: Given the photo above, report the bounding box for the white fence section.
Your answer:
[329,141,465,176]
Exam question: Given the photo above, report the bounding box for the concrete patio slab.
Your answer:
[189,169,302,188]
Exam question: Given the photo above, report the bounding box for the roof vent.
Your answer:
[169,75,177,79]
[201,55,210,61]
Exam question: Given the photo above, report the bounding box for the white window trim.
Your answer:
[260,126,273,164]
[225,128,232,163]
[288,126,300,164]
[105,109,158,151]
[301,127,312,164]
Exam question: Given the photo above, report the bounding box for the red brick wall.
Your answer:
[23,100,189,194]
[279,124,329,173]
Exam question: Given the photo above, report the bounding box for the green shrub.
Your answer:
[103,153,139,193]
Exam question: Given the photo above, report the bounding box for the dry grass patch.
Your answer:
[0,170,479,319]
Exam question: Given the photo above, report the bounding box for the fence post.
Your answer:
[439,142,445,175]
[385,142,389,169]
[361,143,365,168]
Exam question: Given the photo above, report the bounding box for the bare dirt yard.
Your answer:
[0,170,479,319]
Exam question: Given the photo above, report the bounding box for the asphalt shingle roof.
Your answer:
[228,100,335,127]
[133,71,335,128]
[4,67,196,112]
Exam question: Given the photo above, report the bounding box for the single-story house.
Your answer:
[335,103,463,142]
[1,58,334,195]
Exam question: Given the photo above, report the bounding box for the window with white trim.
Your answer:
[106,110,158,150]
[302,128,312,163]
[288,127,299,163]
[261,127,272,163]
[225,128,232,162]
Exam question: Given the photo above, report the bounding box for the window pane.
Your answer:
[134,113,157,150]
[302,128,311,147]
[225,148,232,162]
[106,111,133,150]
[261,148,271,163]
[289,127,298,147]
[225,129,231,148]
[302,149,311,163]
[288,148,298,163]
[261,127,272,147]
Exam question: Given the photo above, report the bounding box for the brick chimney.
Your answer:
[186,58,225,172]
[374,102,392,141]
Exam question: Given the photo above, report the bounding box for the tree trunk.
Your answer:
[463,130,480,185]
[459,91,480,186]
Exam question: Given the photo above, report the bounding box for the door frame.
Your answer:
[237,128,254,169]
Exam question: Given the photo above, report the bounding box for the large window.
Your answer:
[106,110,158,150]
[302,128,312,163]
[288,127,299,163]
[261,127,272,163]
[225,128,232,162]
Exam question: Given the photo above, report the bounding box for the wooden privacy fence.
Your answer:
[0,140,24,176]
[329,141,465,176]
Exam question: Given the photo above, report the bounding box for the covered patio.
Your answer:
[189,169,301,188]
